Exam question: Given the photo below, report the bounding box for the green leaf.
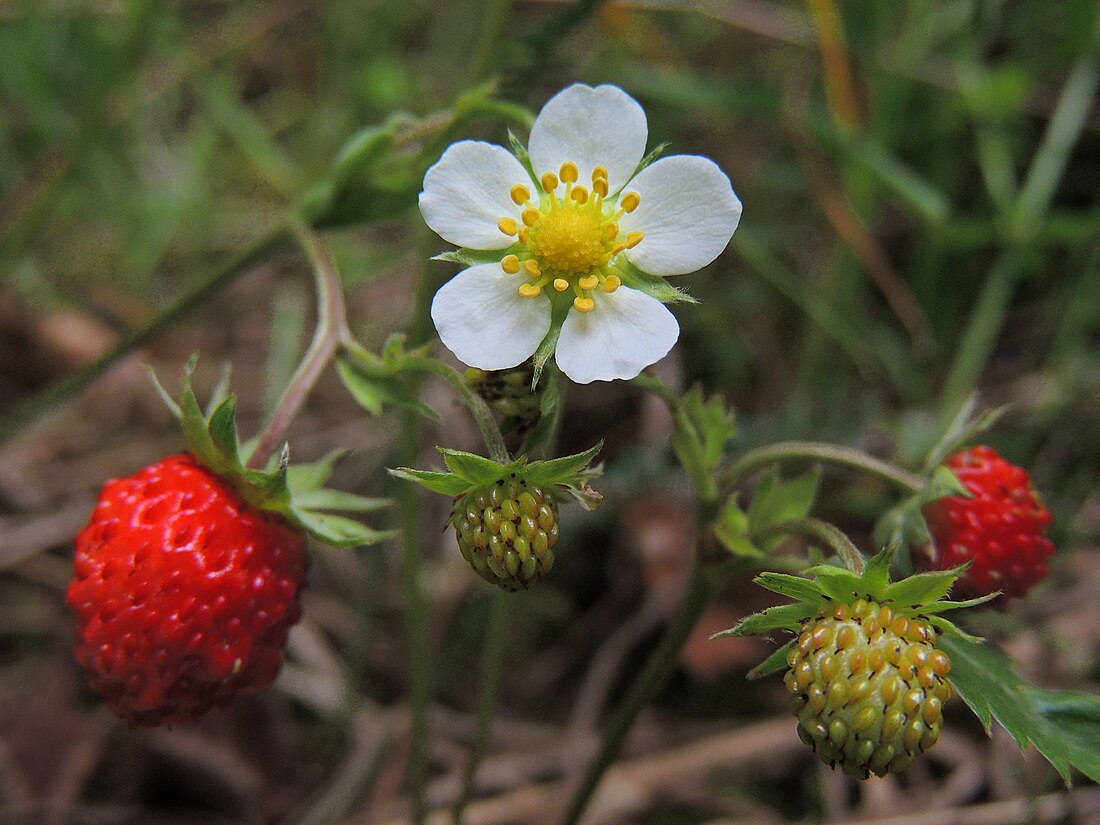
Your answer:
[753,572,822,603]
[439,449,507,485]
[673,385,736,497]
[723,601,816,636]
[747,640,796,680]
[614,257,697,304]
[336,355,441,422]
[939,634,1100,784]
[388,467,471,497]
[746,467,821,549]
[713,498,762,558]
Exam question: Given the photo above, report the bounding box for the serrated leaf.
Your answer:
[291,489,391,512]
[753,572,822,603]
[882,568,961,608]
[747,467,821,549]
[614,257,697,304]
[723,601,817,636]
[289,508,396,548]
[524,442,603,485]
[439,449,507,485]
[939,634,1100,784]
[388,467,471,497]
[747,640,796,680]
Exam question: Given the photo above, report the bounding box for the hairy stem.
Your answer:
[755,517,865,574]
[408,359,510,464]
[722,440,924,495]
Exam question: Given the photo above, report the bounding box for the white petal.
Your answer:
[528,84,647,195]
[619,155,742,276]
[431,264,551,370]
[555,287,679,383]
[419,141,530,250]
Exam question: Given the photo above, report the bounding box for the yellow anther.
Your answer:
[522,207,540,227]
[601,274,621,292]
[553,278,570,292]
[610,242,627,256]
[620,191,640,212]
[498,217,518,236]
[570,186,588,204]
[509,184,531,205]
[518,227,529,244]
[626,231,644,248]
[592,165,608,181]
[573,296,595,312]
[501,254,520,274]
[578,274,599,290]
[518,283,542,298]
[524,259,541,277]
[592,177,609,198]
[540,172,559,192]
[559,161,579,183]
[603,221,619,240]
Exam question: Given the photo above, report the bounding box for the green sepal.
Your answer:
[881,564,966,608]
[632,142,668,178]
[530,298,571,388]
[713,498,763,558]
[746,640,796,680]
[940,634,1100,784]
[926,614,984,642]
[673,385,737,498]
[922,395,1007,474]
[803,564,864,603]
[719,601,817,637]
[860,546,893,594]
[920,592,999,614]
[391,443,603,509]
[432,247,516,268]
[753,572,823,603]
[336,336,442,422]
[614,257,697,305]
[150,357,392,548]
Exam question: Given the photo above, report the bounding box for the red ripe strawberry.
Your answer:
[67,454,309,727]
[922,446,1054,602]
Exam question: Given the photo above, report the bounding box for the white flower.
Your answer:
[419,83,742,384]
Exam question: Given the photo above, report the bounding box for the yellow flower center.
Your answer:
[496,162,643,313]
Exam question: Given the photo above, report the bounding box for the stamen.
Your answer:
[610,242,627,256]
[524,259,542,277]
[570,186,588,204]
[626,231,644,248]
[498,217,519,236]
[501,254,520,274]
[620,192,640,212]
[518,283,542,298]
[601,274,622,292]
[578,274,599,290]
[603,221,619,240]
[541,172,559,192]
[510,184,531,205]
[573,297,595,312]
[553,278,570,292]
[559,162,579,183]
[522,207,540,227]
[592,177,609,198]
[592,166,608,181]
[518,227,529,244]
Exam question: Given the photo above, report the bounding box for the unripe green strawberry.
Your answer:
[451,475,559,590]
[784,599,953,778]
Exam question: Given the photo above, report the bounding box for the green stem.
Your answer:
[246,222,350,469]
[452,589,512,825]
[721,440,924,495]
[0,220,292,444]
[755,517,865,574]
[468,0,512,84]
[559,561,725,825]
[408,359,510,464]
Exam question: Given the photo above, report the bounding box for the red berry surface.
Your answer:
[67,453,309,726]
[922,446,1053,601]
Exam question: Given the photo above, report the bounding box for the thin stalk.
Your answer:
[247,222,351,469]
[451,589,512,825]
[0,220,292,444]
[756,517,865,574]
[559,561,724,825]
[407,359,509,464]
[721,440,924,495]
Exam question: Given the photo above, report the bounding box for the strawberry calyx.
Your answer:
[716,546,994,679]
[150,355,393,548]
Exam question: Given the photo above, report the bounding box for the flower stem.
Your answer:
[247,221,350,469]
[452,588,512,825]
[408,359,510,464]
[755,517,865,574]
[558,561,727,825]
[722,440,924,495]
